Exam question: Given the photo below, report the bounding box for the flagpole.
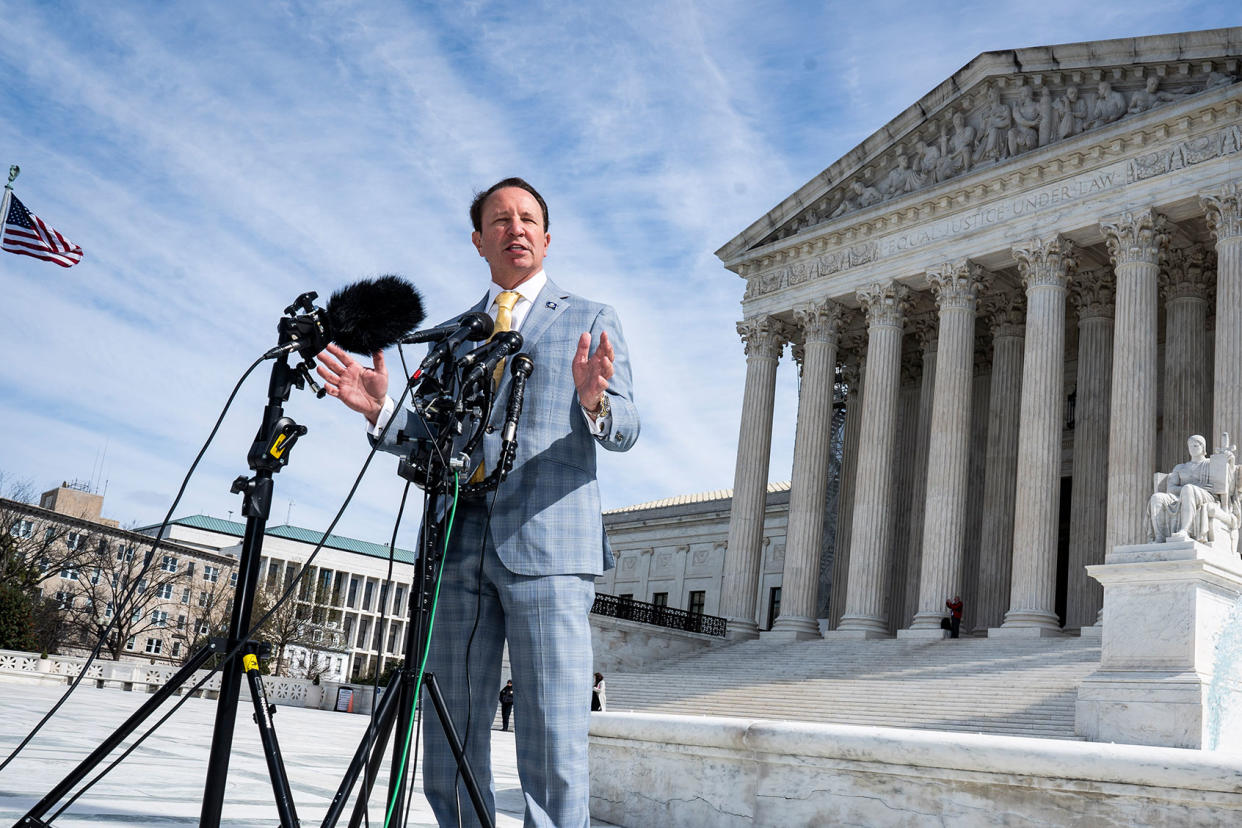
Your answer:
[1,165,16,227]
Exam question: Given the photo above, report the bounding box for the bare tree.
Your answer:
[253,577,341,678]
[0,480,91,593]
[58,535,191,660]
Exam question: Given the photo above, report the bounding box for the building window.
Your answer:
[198,591,209,608]
[394,585,405,615]
[90,568,101,585]
[104,602,113,618]
[156,583,174,600]
[230,570,238,587]
[145,638,162,654]
[125,636,136,651]
[136,579,147,594]
[97,538,109,555]
[348,577,359,608]
[388,624,399,653]
[185,561,195,577]
[117,545,135,562]
[11,519,33,538]
[203,565,220,583]
[55,591,73,609]
[161,555,178,573]
[363,581,374,612]
[652,592,668,607]
[66,531,82,550]
[197,621,210,635]
[357,619,370,649]
[60,566,78,581]
[177,614,187,629]
[181,587,191,605]
[688,590,706,616]
[171,641,182,657]
[766,587,782,631]
[151,610,169,627]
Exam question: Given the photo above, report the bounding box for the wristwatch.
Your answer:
[589,394,610,420]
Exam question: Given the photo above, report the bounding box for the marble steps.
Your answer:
[603,636,1100,740]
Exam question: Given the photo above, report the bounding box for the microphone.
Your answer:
[415,312,495,379]
[325,274,426,355]
[460,331,524,388]
[402,312,493,345]
[500,354,534,444]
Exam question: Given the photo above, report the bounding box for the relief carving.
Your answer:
[756,65,1239,242]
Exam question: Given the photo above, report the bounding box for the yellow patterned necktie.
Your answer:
[469,290,522,483]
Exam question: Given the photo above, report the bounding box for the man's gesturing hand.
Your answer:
[316,343,389,424]
[572,331,614,418]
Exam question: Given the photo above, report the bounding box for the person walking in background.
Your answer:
[592,672,606,712]
[499,679,514,731]
[946,596,964,639]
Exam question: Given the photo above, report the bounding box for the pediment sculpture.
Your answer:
[1148,433,1242,556]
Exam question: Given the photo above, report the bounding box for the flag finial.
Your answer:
[5,165,17,190]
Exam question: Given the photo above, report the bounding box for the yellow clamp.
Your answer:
[243,654,260,673]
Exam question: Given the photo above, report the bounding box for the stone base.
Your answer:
[1078,624,1103,640]
[1075,539,1242,749]
[724,620,760,641]
[761,620,823,643]
[988,625,1064,638]
[896,627,949,640]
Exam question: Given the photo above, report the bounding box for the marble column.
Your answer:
[828,355,863,630]
[996,235,1076,636]
[904,261,983,636]
[1102,209,1170,554]
[720,316,787,639]
[884,361,921,634]
[1160,246,1213,469]
[901,320,937,628]
[1065,270,1115,631]
[959,343,991,633]
[833,281,909,638]
[1203,182,1242,448]
[769,300,843,641]
[973,293,1024,633]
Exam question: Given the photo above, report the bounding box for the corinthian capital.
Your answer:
[792,299,844,345]
[926,259,985,312]
[1013,234,1077,290]
[1100,208,1171,267]
[1160,246,1213,302]
[856,281,910,329]
[736,316,788,360]
[980,291,1026,337]
[1201,181,1242,242]
[1071,268,1116,320]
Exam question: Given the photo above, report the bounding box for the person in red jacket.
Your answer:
[946,596,964,639]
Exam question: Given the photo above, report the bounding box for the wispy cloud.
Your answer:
[1,0,1237,545]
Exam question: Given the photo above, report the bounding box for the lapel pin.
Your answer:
[545,301,558,310]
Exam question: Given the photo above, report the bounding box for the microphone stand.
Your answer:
[321,354,532,828]
[19,294,331,828]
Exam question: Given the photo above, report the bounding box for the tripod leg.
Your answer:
[318,672,404,828]
[344,678,404,828]
[422,672,494,828]
[17,643,219,826]
[243,652,300,827]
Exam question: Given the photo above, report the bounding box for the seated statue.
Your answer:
[1148,434,1241,556]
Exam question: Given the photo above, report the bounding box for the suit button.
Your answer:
[486,425,495,434]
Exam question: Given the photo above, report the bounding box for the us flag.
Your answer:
[2,193,84,268]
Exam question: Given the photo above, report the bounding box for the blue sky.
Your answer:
[1,1,1237,546]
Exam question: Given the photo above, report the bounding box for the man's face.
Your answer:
[472,186,550,289]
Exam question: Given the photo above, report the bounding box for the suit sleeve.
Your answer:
[591,304,639,453]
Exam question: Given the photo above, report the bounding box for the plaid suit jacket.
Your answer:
[379,276,639,576]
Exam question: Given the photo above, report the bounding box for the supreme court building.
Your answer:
[715,28,1242,642]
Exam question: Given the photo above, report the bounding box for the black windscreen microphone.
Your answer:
[460,331,524,388]
[325,274,426,354]
[403,311,493,345]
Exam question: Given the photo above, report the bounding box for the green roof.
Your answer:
[141,515,417,564]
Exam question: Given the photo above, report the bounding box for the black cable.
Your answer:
[0,352,267,775]
[41,361,426,817]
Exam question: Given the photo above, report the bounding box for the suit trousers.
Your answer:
[421,501,596,828]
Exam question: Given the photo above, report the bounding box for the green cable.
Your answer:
[384,472,459,828]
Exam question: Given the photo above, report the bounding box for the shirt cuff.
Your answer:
[367,397,396,438]
[580,403,611,437]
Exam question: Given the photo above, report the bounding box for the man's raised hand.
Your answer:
[572,331,614,415]
[316,344,389,424]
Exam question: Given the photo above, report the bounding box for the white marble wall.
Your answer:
[590,713,1242,827]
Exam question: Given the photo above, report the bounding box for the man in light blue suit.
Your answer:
[317,178,638,827]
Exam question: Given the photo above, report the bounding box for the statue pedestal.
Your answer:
[1075,540,1242,749]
